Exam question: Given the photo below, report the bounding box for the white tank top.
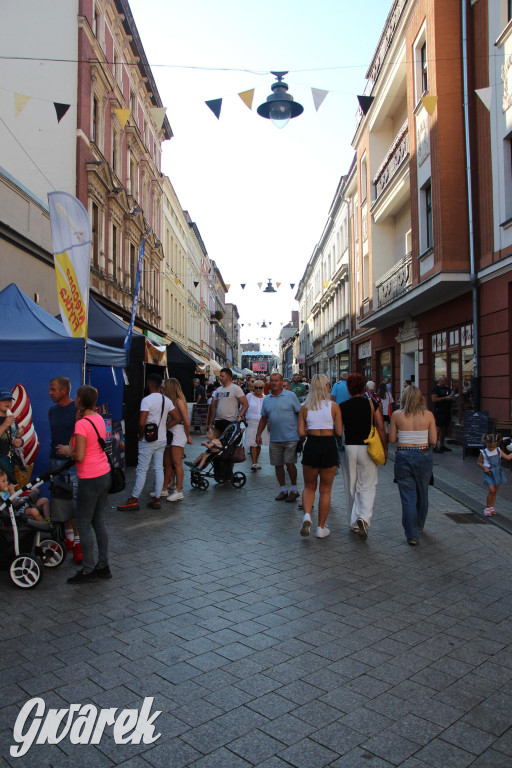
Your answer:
[306,401,334,430]
[397,429,428,444]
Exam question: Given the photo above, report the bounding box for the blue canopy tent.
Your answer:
[0,283,126,477]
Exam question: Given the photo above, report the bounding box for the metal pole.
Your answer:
[462,0,480,410]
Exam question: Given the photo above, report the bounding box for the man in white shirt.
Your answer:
[118,374,178,511]
[207,368,248,435]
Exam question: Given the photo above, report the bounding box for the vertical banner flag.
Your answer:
[123,238,146,351]
[48,191,91,339]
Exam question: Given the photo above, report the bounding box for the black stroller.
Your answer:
[0,461,73,589]
[189,421,247,490]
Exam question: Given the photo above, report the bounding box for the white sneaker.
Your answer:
[316,526,330,538]
[300,513,311,537]
[167,490,184,502]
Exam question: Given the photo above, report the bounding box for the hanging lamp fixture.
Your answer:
[257,71,304,129]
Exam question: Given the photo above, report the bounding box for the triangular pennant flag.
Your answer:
[175,277,179,285]
[114,108,130,128]
[240,323,244,327]
[225,284,230,291]
[276,282,281,288]
[238,89,254,110]
[240,283,246,289]
[205,98,222,119]
[357,95,374,115]
[280,322,283,326]
[324,281,329,288]
[421,96,438,115]
[257,282,262,289]
[150,107,166,131]
[311,88,328,112]
[269,322,272,326]
[290,283,295,289]
[475,87,492,111]
[194,281,199,288]
[54,103,71,123]
[248,323,251,327]
[14,93,30,117]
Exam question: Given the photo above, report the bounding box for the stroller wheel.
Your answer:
[190,471,201,488]
[38,539,66,568]
[199,477,209,490]
[231,472,247,489]
[10,553,44,589]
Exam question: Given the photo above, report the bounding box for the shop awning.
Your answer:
[209,359,222,375]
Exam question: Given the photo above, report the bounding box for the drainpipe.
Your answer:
[462,0,480,410]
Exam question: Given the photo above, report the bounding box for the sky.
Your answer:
[129,0,392,354]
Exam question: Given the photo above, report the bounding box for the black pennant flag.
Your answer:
[54,103,71,123]
[290,283,295,290]
[240,283,246,289]
[205,98,222,119]
[357,95,374,115]
[193,281,199,288]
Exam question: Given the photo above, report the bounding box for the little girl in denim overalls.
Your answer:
[477,434,512,516]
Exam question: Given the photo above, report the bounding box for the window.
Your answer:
[92,203,100,268]
[360,156,367,203]
[509,0,512,22]
[130,90,137,119]
[130,153,138,198]
[92,96,99,143]
[421,43,428,93]
[112,128,118,175]
[111,224,118,281]
[425,182,433,248]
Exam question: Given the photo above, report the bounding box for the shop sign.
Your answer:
[380,350,391,365]
[358,341,372,359]
[334,339,349,354]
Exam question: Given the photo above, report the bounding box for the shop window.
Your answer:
[420,43,428,93]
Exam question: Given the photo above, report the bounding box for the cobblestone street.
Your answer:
[1,441,511,768]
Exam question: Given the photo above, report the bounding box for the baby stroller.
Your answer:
[0,460,74,589]
[190,421,247,490]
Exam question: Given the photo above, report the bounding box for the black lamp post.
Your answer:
[257,71,304,129]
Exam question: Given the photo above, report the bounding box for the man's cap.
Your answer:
[0,389,14,400]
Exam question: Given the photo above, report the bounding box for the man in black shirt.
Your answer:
[431,375,455,452]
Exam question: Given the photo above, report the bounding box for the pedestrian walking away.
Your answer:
[256,372,301,503]
[477,433,512,516]
[431,374,455,452]
[340,373,387,540]
[298,374,342,539]
[117,374,178,511]
[389,385,437,545]
[162,378,193,503]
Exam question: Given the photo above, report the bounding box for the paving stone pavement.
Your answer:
[1,439,511,768]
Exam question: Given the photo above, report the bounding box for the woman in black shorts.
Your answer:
[297,374,343,539]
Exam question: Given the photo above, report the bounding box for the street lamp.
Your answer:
[263,279,277,293]
[257,71,304,129]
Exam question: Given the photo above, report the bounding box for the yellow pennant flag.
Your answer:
[276,282,281,288]
[238,89,254,110]
[225,284,230,291]
[14,93,30,117]
[324,281,329,288]
[174,277,180,285]
[421,96,438,116]
[114,108,131,128]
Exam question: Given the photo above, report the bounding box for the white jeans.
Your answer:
[132,439,166,499]
[342,444,378,527]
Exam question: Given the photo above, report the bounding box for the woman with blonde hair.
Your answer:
[297,374,342,539]
[389,385,437,545]
[244,379,269,470]
[161,378,193,502]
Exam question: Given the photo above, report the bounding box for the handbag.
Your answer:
[84,418,126,494]
[364,400,386,466]
[144,395,165,442]
[232,445,246,463]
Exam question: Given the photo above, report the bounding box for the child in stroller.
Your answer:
[0,470,49,523]
[187,421,247,489]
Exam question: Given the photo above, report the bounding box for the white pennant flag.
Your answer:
[311,88,329,112]
[475,87,492,112]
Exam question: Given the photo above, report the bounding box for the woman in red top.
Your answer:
[57,385,111,584]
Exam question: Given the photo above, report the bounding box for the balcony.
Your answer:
[373,121,409,201]
[376,252,412,308]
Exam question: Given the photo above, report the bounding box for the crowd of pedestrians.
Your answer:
[1,363,479,590]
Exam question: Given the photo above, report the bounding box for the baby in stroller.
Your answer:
[0,470,49,523]
[186,428,229,471]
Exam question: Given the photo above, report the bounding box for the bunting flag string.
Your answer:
[240,283,246,289]
[475,87,492,111]
[257,282,262,289]
[205,98,222,119]
[421,95,438,115]
[54,103,71,123]
[357,95,374,115]
[238,89,254,110]
[14,93,30,117]
[311,88,329,112]
[276,282,281,288]
[193,281,199,288]
[114,108,131,128]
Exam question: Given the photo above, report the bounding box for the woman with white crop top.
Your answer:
[297,374,342,539]
[389,385,437,545]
